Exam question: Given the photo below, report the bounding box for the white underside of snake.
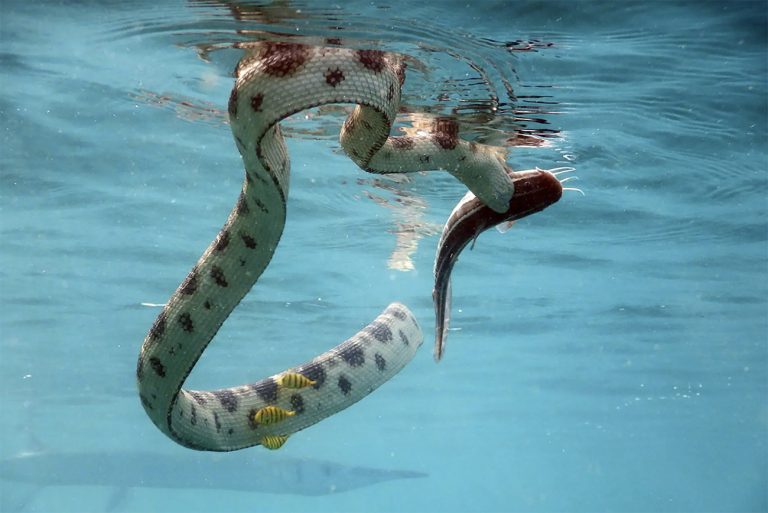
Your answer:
[136,42,562,451]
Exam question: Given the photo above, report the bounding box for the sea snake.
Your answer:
[136,42,562,451]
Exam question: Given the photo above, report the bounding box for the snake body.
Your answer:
[136,42,545,451]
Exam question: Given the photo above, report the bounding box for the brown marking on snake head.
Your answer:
[210,266,228,287]
[260,42,310,77]
[357,49,386,72]
[228,88,238,118]
[391,136,414,150]
[214,229,230,252]
[241,233,257,249]
[250,93,264,112]
[179,267,198,295]
[433,117,459,150]
[149,356,166,377]
[149,310,167,340]
[178,312,194,333]
[396,62,406,85]
[324,67,345,87]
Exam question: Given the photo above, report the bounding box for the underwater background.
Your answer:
[1,1,766,512]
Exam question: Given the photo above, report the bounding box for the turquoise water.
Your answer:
[1,1,766,512]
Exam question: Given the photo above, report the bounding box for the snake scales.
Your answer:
[136,42,561,451]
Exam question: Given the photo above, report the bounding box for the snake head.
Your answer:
[432,168,563,361]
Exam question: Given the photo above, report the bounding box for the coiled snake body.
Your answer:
[136,43,560,451]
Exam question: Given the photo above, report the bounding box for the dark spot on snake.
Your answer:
[236,192,250,215]
[140,394,153,410]
[325,37,342,46]
[178,312,194,333]
[357,49,386,72]
[324,67,345,87]
[375,353,387,371]
[235,136,246,154]
[297,363,326,388]
[210,266,228,287]
[214,229,230,252]
[239,257,247,267]
[179,267,198,295]
[250,378,278,403]
[290,394,305,414]
[241,233,257,249]
[213,411,222,432]
[391,307,407,320]
[419,155,431,164]
[136,354,145,380]
[190,404,197,425]
[433,117,459,150]
[190,391,208,406]
[391,137,414,150]
[339,345,365,367]
[337,375,352,395]
[371,323,393,343]
[399,329,410,346]
[213,389,239,413]
[361,120,372,130]
[387,83,395,101]
[228,88,238,117]
[458,155,467,162]
[253,196,269,213]
[204,300,212,310]
[228,428,234,435]
[261,42,310,77]
[149,310,167,340]
[149,356,166,377]
[250,93,264,112]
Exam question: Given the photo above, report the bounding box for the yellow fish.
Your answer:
[252,405,295,425]
[261,435,289,450]
[277,372,316,389]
